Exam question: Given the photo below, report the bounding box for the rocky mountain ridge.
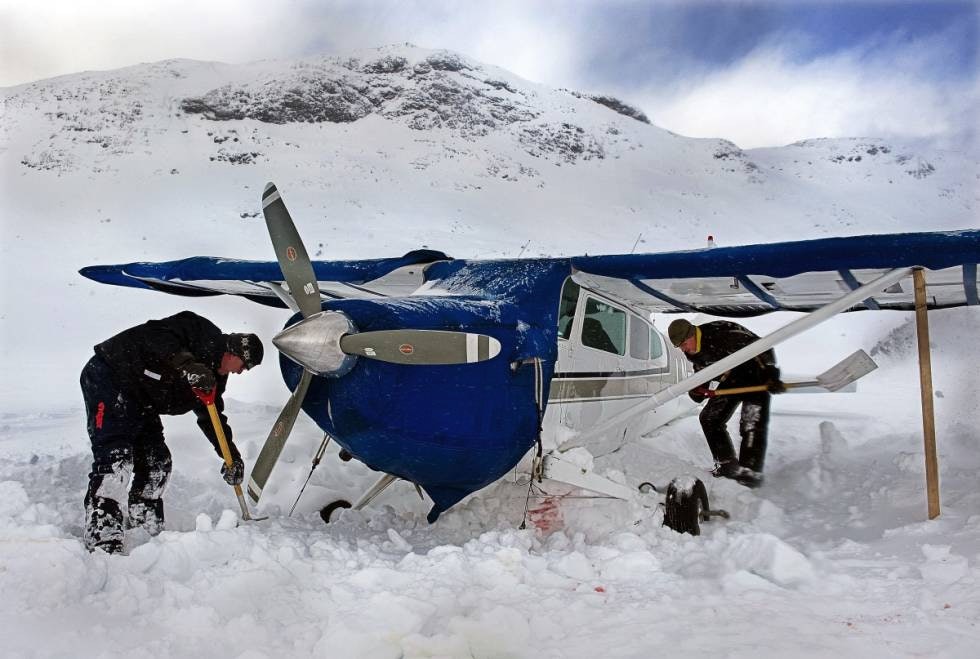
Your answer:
[5,46,650,174]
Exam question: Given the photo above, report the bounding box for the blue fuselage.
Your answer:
[282,290,560,521]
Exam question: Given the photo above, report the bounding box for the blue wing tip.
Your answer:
[78,264,116,283]
[79,264,151,290]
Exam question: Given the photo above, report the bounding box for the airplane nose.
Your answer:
[272,310,358,377]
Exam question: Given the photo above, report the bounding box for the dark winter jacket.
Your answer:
[93,311,239,460]
[686,320,779,392]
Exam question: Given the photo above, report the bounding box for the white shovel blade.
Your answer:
[815,349,878,392]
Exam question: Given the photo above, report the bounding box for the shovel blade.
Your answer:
[242,513,269,522]
[815,349,878,392]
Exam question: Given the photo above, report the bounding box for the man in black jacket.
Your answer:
[668,318,782,488]
[80,311,263,553]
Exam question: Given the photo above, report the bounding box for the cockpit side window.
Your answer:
[650,328,664,359]
[557,278,581,340]
[630,319,650,360]
[582,297,626,355]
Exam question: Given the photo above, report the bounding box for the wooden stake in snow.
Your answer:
[913,268,941,519]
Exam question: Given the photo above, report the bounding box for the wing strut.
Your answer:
[266,281,300,313]
[579,266,915,444]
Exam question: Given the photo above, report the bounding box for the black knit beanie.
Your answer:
[225,333,264,369]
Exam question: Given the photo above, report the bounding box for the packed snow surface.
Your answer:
[1,46,978,657]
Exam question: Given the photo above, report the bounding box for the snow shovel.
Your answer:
[705,349,877,397]
[194,388,268,522]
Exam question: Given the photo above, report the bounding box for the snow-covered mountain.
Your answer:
[1,44,979,658]
[2,43,974,260]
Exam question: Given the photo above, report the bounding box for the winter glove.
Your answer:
[182,362,216,392]
[763,365,784,393]
[689,385,711,403]
[767,380,787,394]
[221,457,244,486]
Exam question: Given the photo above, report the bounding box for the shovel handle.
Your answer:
[708,381,818,397]
[193,389,237,471]
[199,392,254,519]
[203,402,236,469]
[707,384,771,397]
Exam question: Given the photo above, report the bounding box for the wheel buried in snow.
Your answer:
[663,477,710,536]
[320,499,352,523]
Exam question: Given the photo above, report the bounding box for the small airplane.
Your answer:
[80,183,980,533]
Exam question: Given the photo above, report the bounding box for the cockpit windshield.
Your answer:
[557,278,580,340]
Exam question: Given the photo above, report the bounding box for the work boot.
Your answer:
[90,538,124,555]
[712,461,764,488]
[711,460,741,479]
[733,468,764,489]
[127,497,165,536]
[84,490,125,554]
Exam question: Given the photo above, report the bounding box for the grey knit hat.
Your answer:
[225,333,264,369]
[667,319,695,347]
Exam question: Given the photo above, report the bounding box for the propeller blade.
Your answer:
[246,369,313,504]
[262,182,322,319]
[339,329,501,365]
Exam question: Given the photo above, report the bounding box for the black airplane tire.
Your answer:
[320,499,352,523]
[663,477,709,536]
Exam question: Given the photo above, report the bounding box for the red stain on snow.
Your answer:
[528,496,563,533]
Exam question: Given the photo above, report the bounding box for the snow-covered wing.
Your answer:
[80,231,979,315]
[79,250,451,307]
[572,230,980,315]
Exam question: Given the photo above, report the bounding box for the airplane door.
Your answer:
[567,295,629,451]
[548,284,679,454]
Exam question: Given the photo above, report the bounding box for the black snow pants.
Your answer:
[698,391,770,473]
[80,355,172,552]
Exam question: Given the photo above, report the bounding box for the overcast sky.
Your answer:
[1,0,976,148]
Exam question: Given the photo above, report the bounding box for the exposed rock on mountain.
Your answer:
[568,90,651,124]
[179,50,541,143]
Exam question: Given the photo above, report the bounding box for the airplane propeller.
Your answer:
[246,182,502,505]
[246,183,322,503]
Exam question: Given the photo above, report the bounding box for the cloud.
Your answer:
[632,26,979,148]
[0,0,593,88]
[299,1,591,89]
[1,1,975,149]
[0,0,324,85]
